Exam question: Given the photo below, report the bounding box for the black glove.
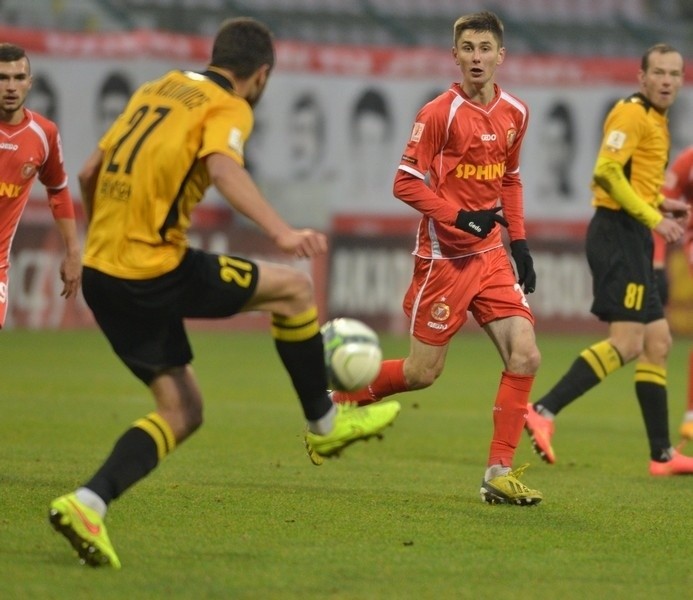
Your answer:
[455,207,508,239]
[510,239,536,294]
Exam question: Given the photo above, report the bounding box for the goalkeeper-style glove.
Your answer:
[510,239,536,294]
[455,207,508,239]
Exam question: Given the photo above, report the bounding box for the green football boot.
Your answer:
[480,463,543,506]
[49,493,121,569]
[305,400,401,465]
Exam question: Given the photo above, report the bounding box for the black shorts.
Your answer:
[586,207,663,324]
[82,248,259,384]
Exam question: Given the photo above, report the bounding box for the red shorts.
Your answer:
[403,246,534,345]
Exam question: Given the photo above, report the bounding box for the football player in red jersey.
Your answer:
[0,43,81,328]
[333,11,543,506]
[661,145,693,443]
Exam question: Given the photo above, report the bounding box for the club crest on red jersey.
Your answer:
[431,301,450,322]
[21,162,37,179]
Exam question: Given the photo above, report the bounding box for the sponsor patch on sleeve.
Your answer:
[401,154,417,165]
[605,130,626,151]
[410,122,425,143]
[228,127,244,155]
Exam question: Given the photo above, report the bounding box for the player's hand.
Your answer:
[455,207,508,239]
[60,252,82,298]
[274,228,328,258]
[510,239,536,294]
[654,217,684,243]
[660,197,690,225]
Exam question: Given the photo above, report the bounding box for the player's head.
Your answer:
[0,43,30,71]
[452,12,505,88]
[211,17,275,107]
[0,43,32,121]
[638,43,684,113]
[453,11,504,48]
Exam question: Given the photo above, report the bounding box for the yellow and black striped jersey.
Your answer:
[83,69,253,279]
[592,93,669,211]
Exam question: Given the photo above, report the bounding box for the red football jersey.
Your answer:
[395,83,529,259]
[0,108,69,327]
[662,146,693,253]
[0,108,69,271]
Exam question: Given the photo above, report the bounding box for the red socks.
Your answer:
[488,371,535,467]
[332,362,535,470]
[331,359,407,406]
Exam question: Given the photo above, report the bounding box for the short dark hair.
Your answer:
[0,43,30,71]
[453,11,504,47]
[211,17,275,80]
[641,43,680,71]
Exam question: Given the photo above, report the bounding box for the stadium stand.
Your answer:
[0,0,691,56]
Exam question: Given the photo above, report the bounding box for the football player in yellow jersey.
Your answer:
[525,43,693,476]
[47,17,400,569]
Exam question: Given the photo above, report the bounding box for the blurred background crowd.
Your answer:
[1,0,692,56]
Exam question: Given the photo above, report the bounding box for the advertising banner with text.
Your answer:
[2,27,691,333]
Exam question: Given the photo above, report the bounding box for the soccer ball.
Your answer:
[321,318,382,392]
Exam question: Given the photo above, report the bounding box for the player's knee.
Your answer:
[614,338,645,363]
[524,345,542,374]
[287,269,316,310]
[644,332,673,363]
[507,344,541,375]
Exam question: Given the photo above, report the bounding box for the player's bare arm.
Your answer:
[53,217,81,298]
[45,182,81,297]
[206,152,327,258]
[78,147,104,224]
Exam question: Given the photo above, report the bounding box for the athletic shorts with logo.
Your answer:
[83,248,259,384]
[403,245,534,345]
[587,207,663,324]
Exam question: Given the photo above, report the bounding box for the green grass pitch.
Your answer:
[0,328,691,599]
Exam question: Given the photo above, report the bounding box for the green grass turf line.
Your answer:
[0,329,690,598]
